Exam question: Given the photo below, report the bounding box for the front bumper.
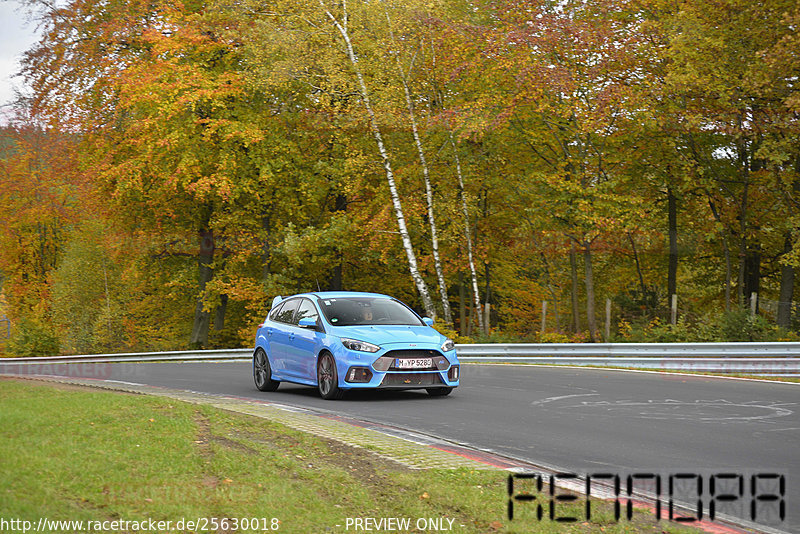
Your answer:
[337,346,460,390]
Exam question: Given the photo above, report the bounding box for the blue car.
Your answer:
[252,291,460,399]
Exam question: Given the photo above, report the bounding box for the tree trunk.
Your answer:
[320,1,435,318]
[583,241,598,341]
[538,252,560,332]
[781,167,800,327]
[778,232,794,328]
[570,242,581,333]
[329,264,343,292]
[328,194,347,291]
[449,132,484,332]
[384,12,451,324]
[744,243,761,313]
[627,232,646,296]
[708,198,732,311]
[667,184,678,298]
[214,294,228,332]
[737,238,747,308]
[190,228,214,348]
[737,135,751,309]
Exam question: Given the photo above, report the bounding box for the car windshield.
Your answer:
[318,297,424,327]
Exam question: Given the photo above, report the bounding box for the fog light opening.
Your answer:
[448,365,460,381]
[346,367,373,383]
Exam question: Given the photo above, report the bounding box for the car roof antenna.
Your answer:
[315,278,321,292]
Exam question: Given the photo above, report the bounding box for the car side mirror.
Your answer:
[298,317,318,328]
[422,317,434,326]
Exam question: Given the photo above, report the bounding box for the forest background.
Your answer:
[1,0,799,356]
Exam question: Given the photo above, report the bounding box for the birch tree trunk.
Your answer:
[382,10,451,323]
[318,0,436,318]
[449,132,484,333]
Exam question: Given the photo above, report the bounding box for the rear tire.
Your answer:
[426,387,453,397]
[254,349,279,392]
[317,352,344,400]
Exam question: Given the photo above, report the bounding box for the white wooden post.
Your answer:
[671,294,678,325]
[541,301,547,334]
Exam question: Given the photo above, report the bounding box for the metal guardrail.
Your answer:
[1,343,799,376]
[456,357,800,375]
[0,348,250,365]
[455,342,800,357]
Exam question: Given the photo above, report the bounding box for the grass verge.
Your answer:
[0,378,702,533]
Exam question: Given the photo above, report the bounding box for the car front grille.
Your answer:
[379,372,444,388]
[373,350,450,371]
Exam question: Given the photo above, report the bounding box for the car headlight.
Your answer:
[441,338,455,352]
[341,338,380,353]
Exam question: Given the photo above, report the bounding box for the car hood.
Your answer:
[330,325,444,347]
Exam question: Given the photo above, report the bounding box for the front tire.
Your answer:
[254,349,279,392]
[427,387,453,397]
[317,352,344,400]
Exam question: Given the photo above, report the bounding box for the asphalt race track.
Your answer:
[17,362,800,532]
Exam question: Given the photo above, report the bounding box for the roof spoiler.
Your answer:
[271,295,283,309]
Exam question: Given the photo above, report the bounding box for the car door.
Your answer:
[257,301,284,376]
[287,298,323,381]
[269,298,300,378]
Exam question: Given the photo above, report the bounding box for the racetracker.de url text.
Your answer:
[0,517,281,532]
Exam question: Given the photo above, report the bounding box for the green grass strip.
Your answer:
[0,378,703,533]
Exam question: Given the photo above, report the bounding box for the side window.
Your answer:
[296,299,320,325]
[268,301,285,322]
[274,299,300,324]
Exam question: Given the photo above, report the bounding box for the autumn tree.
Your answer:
[22,0,319,347]
[0,121,80,354]
[644,0,800,313]
[441,0,652,338]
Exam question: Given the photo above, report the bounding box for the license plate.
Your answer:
[396,358,431,369]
